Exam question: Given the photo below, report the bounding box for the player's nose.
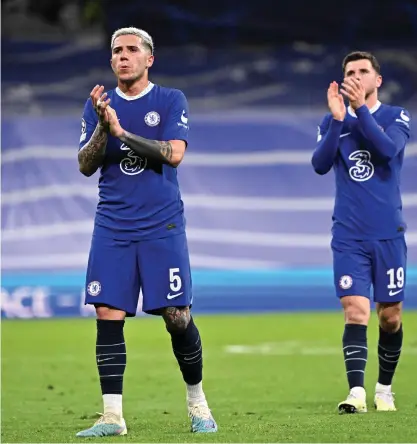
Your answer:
[119,50,129,60]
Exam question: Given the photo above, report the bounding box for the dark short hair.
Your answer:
[342,51,381,75]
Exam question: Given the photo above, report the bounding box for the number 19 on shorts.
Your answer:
[387,267,405,297]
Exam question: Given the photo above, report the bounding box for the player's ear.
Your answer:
[376,75,382,88]
[147,55,154,69]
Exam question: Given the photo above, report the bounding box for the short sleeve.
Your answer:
[79,98,98,150]
[161,90,189,146]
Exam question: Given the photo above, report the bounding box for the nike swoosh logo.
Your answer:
[167,292,184,300]
[346,350,360,356]
[97,357,115,363]
[340,132,351,138]
[389,289,403,297]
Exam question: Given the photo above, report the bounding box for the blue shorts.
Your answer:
[85,233,192,316]
[332,237,407,303]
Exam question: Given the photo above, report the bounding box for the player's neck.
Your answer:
[365,92,378,110]
[117,77,150,97]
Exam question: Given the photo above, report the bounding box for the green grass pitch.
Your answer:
[2,312,417,442]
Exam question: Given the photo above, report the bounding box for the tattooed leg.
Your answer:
[162,306,202,383]
[162,306,217,432]
[162,306,190,333]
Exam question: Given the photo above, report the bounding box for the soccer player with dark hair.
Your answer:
[76,27,217,437]
[312,51,411,413]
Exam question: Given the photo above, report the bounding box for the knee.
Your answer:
[342,296,370,325]
[163,307,190,333]
[379,307,402,333]
[96,304,126,320]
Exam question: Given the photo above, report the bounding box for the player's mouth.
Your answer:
[119,66,130,71]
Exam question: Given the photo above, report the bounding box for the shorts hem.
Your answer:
[85,301,137,317]
[142,302,193,316]
[337,293,370,299]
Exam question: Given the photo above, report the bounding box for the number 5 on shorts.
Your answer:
[169,268,182,293]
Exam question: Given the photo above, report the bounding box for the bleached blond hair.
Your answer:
[110,27,154,54]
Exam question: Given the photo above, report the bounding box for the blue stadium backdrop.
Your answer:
[2,110,417,318]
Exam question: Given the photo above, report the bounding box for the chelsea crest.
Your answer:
[144,111,160,127]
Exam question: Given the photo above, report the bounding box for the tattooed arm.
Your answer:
[78,86,111,177]
[119,131,185,167]
[105,105,186,167]
[78,123,108,177]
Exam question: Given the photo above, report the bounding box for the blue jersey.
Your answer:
[312,102,411,240]
[79,83,190,240]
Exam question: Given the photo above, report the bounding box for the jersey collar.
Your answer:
[115,82,154,101]
[348,100,381,118]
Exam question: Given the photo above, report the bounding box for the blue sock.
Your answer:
[169,317,202,385]
[96,320,126,395]
[378,324,403,386]
[342,324,368,389]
